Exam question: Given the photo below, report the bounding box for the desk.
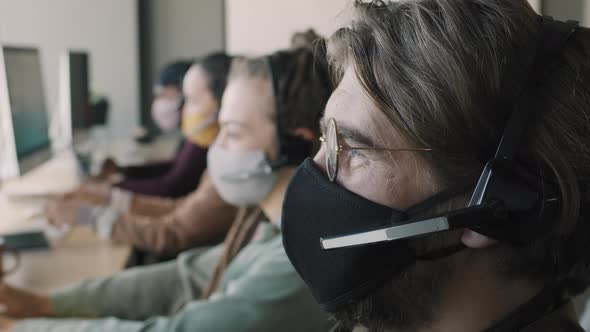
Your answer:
[0,134,179,292]
[0,152,131,292]
[4,227,130,292]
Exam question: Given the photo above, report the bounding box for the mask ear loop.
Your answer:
[405,185,474,216]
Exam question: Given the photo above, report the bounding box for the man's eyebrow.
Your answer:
[320,116,378,147]
[338,124,377,148]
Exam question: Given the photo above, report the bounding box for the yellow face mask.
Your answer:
[181,109,220,148]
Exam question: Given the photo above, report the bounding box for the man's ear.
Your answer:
[292,127,316,142]
[461,229,498,249]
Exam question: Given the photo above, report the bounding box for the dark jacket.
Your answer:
[115,141,207,198]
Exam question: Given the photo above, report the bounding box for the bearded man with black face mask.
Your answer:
[282,1,590,331]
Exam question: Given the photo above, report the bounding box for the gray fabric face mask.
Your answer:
[207,146,279,206]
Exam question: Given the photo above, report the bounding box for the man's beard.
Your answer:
[332,256,453,332]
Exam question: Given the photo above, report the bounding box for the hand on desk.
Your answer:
[45,181,111,226]
[73,181,112,205]
[0,283,52,319]
[98,158,121,180]
[45,199,83,226]
[0,283,50,331]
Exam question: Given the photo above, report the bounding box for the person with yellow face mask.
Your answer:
[44,53,238,261]
[100,55,229,199]
[181,99,220,148]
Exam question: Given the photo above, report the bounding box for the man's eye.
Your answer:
[343,149,366,166]
[349,149,364,158]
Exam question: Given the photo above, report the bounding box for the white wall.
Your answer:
[227,0,547,55]
[543,0,588,25]
[0,0,139,142]
[150,0,225,82]
[226,0,351,55]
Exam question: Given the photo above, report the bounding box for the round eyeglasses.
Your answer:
[319,118,433,182]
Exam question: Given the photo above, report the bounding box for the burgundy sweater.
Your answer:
[115,141,207,198]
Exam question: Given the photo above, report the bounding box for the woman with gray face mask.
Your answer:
[0,46,334,332]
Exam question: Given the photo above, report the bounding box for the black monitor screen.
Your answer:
[69,52,90,133]
[3,47,51,173]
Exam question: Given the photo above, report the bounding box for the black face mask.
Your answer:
[282,159,473,312]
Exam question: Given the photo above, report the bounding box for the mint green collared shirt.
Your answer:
[15,223,331,332]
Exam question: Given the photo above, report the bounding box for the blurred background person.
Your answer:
[150,60,190,133]
[97,53,232,199]
[0,45,333,332]
[100,60,190,183]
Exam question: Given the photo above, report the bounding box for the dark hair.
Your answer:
[230,45,333,144]
[330,0,590,287]
[198,52,233,103]
[291,29,324,49]
[157,60,192,89]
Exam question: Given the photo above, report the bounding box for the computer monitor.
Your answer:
[1,47,52,175]
[61,51,92,175]
[68,51,91,143]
